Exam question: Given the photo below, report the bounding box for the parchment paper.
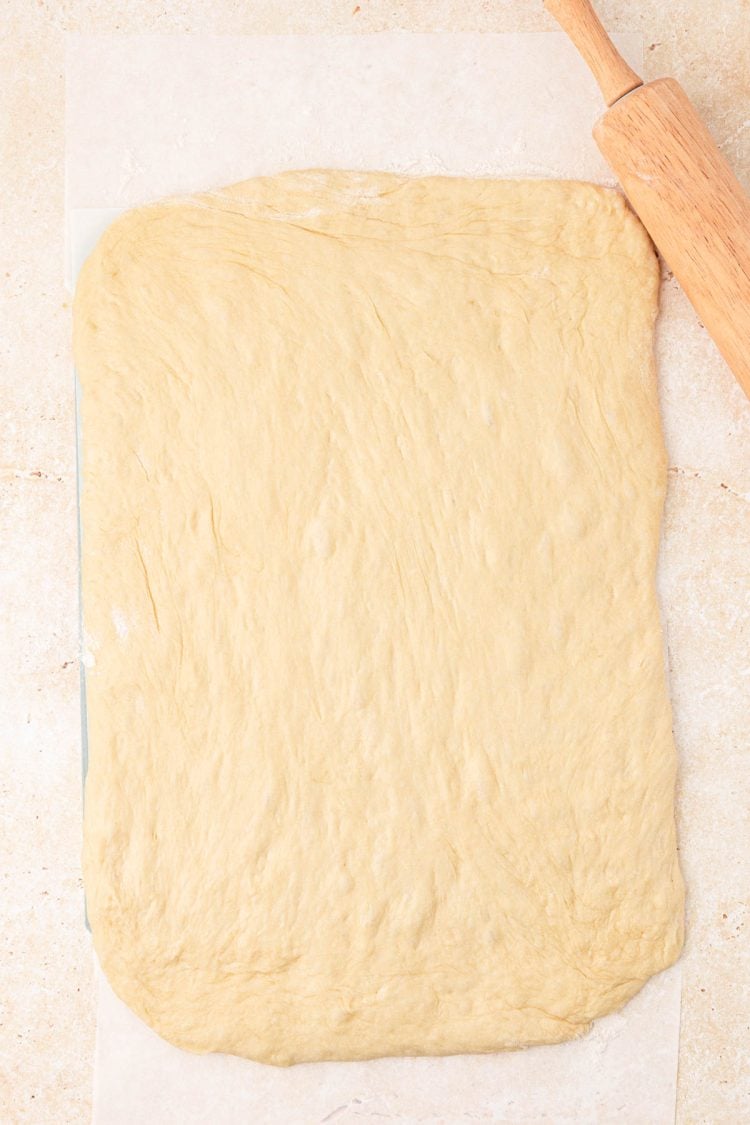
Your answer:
[66,32,682,1124]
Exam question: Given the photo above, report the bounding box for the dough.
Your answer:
[74,172,684,1065]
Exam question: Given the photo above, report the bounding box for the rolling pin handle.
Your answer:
[544,0,643,107]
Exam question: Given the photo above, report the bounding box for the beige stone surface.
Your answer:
[1,2,748,1123]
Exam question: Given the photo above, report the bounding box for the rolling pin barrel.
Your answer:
[545,0,750,401]
[594,78,750,400]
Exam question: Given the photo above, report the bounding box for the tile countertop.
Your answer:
[2,3,748,1123]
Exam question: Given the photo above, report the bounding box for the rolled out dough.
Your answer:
[74,172,684,1065]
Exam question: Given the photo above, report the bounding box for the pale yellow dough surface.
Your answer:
[74,171,684,1065]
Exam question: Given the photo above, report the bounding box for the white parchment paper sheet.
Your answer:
[66,32,682,1125]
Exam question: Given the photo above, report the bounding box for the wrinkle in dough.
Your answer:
[74,172,683,1065]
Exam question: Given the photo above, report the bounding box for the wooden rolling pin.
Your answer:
[544,0,750,401]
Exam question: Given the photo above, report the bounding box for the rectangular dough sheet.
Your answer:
[74,172,683,1065]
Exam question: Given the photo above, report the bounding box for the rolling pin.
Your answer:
[544,0,750,401]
